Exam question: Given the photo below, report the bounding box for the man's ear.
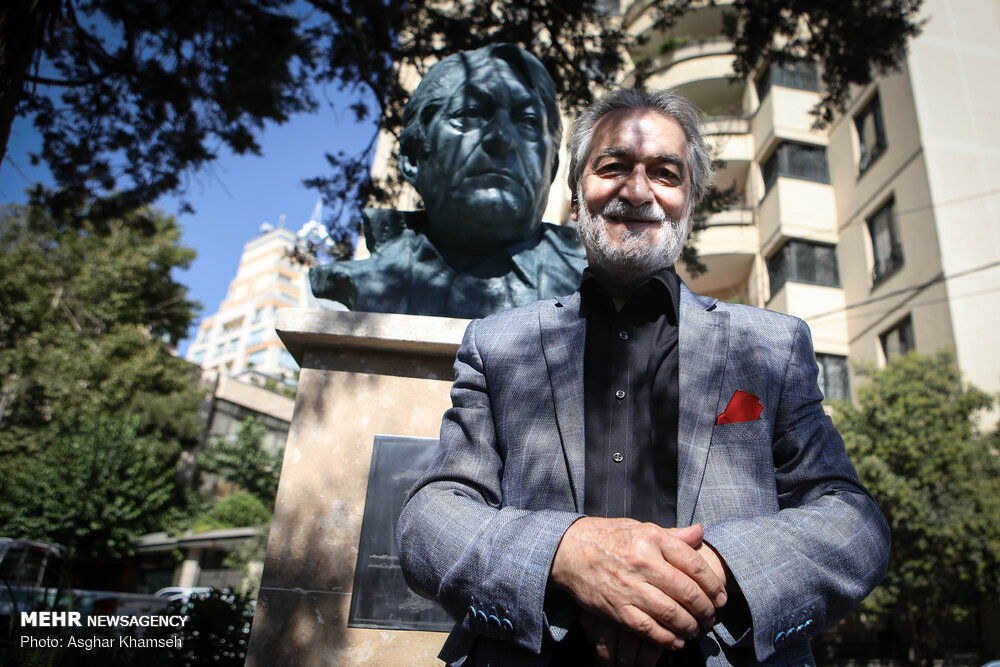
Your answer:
[549,151,560,185]
[570,190,579,222]
[399,141,420,187]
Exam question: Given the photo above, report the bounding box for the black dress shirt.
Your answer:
[551,266,703,665]
[581,266,681,526]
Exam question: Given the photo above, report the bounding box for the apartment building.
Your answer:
[610,0,1000,403]
[185,225,309,385]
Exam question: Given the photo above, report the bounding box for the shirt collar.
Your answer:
[580,265,681,321]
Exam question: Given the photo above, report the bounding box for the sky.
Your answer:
[0,85,378,356]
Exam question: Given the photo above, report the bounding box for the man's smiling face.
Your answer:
[573,108,694,287]
[416,58,555,256]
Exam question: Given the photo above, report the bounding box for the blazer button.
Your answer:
[488,614,501,630]
[774,630,785,645]
[468,605,477,620]
[476,610,488,625]
[501,618,514,633]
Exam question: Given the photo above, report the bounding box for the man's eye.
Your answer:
[517,113,542,128]
[450,107,487,128]
[597,162,627,174]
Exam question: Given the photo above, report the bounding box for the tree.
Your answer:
[0,414,174,560]
[199,416,284,503]
[1,0,316,218]
[4,1,924,249]
[636,0,924,126]
[0,202,204,559]
[0,203,203,459]
[827,351,1000,662]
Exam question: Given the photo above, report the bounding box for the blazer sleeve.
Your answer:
[396,319,583,655]
[702,318,890,662]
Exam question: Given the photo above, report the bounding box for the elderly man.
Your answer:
[396,88,890,666]
[309,43,586,318]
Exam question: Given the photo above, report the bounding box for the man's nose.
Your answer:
[482,113,516,155]
[620,167,654,206]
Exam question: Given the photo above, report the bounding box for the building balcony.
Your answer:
[752,85,825,152]
[628,50,744,115]
[758,178,838,255]
[680,206,756,297]
[623,0,734,59]
[766,282,849,354]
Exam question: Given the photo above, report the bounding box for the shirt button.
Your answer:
[618,330,629,341]
[615,390,625,400]
[613,452,624,463]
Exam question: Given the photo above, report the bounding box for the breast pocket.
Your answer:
[710,417,770,447]
[702,418,777,516]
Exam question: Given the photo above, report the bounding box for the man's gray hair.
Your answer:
[568,89,714,203]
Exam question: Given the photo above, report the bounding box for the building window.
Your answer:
[816,354,849,401]
[867,198,904,287]
[761,142,830,195]
[881,316,915,362]
[755,60,820,100]
[247,327,268,347]
[191,349,205,364]
[855,93,887,173]
[247,349,267,368]
[766,240,840,296]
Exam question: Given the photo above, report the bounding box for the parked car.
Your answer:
[0,538,168,623]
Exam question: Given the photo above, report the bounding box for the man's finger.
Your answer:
[655,529,728,610]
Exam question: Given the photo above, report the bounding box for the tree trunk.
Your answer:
[0,0,62,164]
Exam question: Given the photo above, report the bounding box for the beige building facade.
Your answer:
[185,226,310,385]
[559,0,1000,403]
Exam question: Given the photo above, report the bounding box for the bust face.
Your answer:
[414,58,555,257]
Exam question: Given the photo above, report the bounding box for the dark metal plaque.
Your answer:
[347,435,453,632]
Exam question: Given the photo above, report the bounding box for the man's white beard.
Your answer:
[577,197,692,291]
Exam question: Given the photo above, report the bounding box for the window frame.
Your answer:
[880,315,915,363]
[815,353,850,402]
[855,92,888,175]
[867,197,904,288]
[755,59,820,101]
[766,239,841,297]
[761,141,830,197]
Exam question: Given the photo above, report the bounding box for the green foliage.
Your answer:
[0,414,173,560]
[0,202,204,557]
[190,494,271,534]
[2,0,316,217]
[0,204,203,459]
[636,0,924,126]
[161,589,255,666]
[223,524,271,597]
[830,350,1000,660]
[199,417,284,503]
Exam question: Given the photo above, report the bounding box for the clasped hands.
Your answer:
[550,518,728,666]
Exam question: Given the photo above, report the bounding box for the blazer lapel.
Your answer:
[676,284,729,526]
[539,293,587,512]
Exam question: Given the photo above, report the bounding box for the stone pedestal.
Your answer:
[246,309,469,665]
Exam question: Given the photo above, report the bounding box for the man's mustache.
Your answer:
[600,199,669,224]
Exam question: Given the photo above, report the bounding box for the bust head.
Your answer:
[399,44,561,257]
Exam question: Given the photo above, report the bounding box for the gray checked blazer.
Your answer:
[397,284,890,666]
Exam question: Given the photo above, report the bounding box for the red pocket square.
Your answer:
[716,390,764,425]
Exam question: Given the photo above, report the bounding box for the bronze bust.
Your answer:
[309,44,586,318]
